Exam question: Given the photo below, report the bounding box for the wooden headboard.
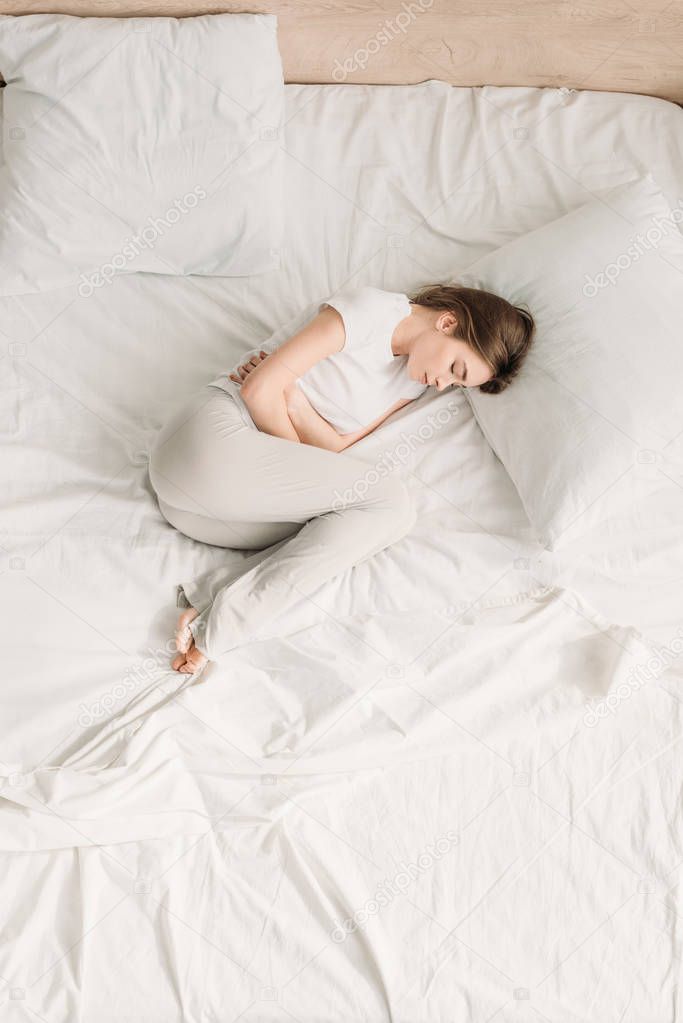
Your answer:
[2,0,683,104]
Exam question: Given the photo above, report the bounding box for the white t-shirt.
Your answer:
[209,285,427,434]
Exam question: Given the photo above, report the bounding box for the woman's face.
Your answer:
[406,311,493,390]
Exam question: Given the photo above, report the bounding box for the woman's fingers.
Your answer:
[228,367,252,384]
[228,351,269,385]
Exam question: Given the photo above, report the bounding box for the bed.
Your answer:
[1,10,683,1023]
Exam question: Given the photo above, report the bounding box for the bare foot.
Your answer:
[176,607,199,654]
[172,639,208,675]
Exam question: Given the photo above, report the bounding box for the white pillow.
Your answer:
[457,175,683,550]
[0,12,284,294]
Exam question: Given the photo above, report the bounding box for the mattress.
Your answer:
[1,81,682,1022]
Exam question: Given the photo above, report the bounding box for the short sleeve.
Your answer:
[319,285,402,351]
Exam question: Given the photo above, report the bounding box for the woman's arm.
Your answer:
[242,386,302,443]
[285,384,415,452]
[237,307,346,445]
[283,384,347,451]
[228,309,414,449]
[231,357,372,450]
[229,351,306,439]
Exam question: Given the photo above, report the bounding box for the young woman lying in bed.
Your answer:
[148,283,535,674]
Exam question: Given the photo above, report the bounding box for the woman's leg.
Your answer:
[150,387,302,550]
[149,387,417,663]
[155,495,299,551]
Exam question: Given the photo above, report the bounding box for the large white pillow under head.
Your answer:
[457,175,683,550]
[0,12,284,294]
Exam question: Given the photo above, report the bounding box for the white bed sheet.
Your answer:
[1,81,682,1022]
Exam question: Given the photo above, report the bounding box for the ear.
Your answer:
[438,311,458,334]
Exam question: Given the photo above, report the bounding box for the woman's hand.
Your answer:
[228,350,269,385]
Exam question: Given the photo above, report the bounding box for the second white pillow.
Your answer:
[457,175,683,549]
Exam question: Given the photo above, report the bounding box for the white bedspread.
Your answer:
[1,81,682,1022]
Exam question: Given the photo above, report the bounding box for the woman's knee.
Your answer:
[149,403,192,483]
[148,391,213,500]
[148,432,183,503]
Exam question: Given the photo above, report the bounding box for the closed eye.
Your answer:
[451,361,467,384]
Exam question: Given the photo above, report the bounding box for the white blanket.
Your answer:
[1,81,683,1021]
[3,583,682,1022]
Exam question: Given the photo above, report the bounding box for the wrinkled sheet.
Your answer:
[1,80,683,1022]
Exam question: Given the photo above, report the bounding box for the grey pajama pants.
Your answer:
[148,385,417,661]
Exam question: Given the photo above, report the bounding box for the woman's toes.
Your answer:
[184,644,208,674]
[175,607,199,653]
[172,641,208,675]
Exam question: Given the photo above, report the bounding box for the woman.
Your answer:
[148,283,535,673]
